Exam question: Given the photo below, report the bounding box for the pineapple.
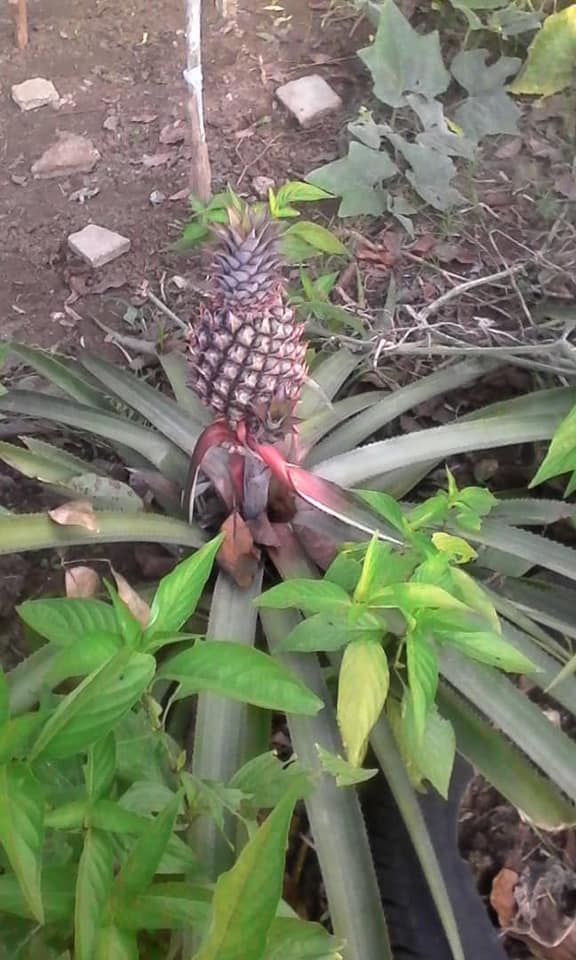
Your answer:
[187,206,307,444]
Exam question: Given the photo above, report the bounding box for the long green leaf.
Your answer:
[0,763,45,923]
[18,598,117,647]
[114,793,182,899]
[0,391,188,482]
[81,353,201,454]
[369,716,465,960]
[314,414,562,487]
[144,535,222,644]
[75,829,114,960]
[160,353,211,424]
[0,865,74,922]
[0,511,204,556]
[263,604,392,960]
[467,521,576,584]
[437,685,576,829]
[30,650,155,761]
[298,349,360,419]
[308,358,494,465]
[8,343,110,408]
[439,648,576,802]
[191,569,263,880]
[499,621,576,714]
[161,641,322,714]
[194,784,302,960]
[7,646,58,715]
[300,391,383,451]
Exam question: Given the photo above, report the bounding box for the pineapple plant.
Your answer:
[187,206,307,446]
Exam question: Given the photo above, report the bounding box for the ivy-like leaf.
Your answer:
[451,49,521,139]
[358,0,450,107]
[307,142,397,218]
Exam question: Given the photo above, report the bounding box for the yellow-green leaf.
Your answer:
[432,532,477,564]
[510,7,576,96]
[337,640,389,766]
[450,567,501,634]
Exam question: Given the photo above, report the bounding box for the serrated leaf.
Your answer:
[406,629,437,742]
[67,473,144,512]
[510,6,576,96]
[337,640,389,766]
[114,792,182,898]
[316,745,378,787]
[75,829,114,960]
[255,578,351,615]
[438,684,576,829]
[307,142,397,218]
[160,641,323,715]
[85,734,116,801]
[0,440,80,484]
[143,535,222,644]
[0,763,45,923]
[358,0,450,106]
[193,784,302,960]
[17,598,117,647]
[30,650,155,761]
[284,222,348,257]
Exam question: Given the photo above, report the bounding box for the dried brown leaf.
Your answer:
[65,565,100,598]
[48,499,98,532]
[111,567,150,628]
[490,867,518,929]
[218,511,261,588]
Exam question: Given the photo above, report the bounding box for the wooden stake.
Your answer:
[9,0,28,49]
[184,0,211,202]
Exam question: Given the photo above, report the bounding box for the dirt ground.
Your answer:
[0,0,366,356]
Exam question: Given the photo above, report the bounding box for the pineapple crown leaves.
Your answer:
[210,206,283,301]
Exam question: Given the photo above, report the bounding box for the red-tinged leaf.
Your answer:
[191,422,237,476]
[218,512,261,587]
[289,465,402,545]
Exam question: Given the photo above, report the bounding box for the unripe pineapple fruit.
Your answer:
[187,206,307,443]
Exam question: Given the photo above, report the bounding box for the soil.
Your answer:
[1,2,576,958]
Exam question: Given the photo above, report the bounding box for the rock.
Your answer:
[149,190,166,206]
[103,114,120,132]
[31,133,100,179]
[11,77,59,111]
[68,224,131,268]
[276,74,342,128]
[252,175,275,198]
